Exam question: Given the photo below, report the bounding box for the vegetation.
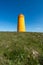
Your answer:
[0,32,43,65]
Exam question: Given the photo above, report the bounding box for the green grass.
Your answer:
[0,32,43,65]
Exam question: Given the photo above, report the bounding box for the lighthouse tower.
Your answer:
[17,14,26,32]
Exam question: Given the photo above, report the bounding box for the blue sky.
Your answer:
[0,0,43,32]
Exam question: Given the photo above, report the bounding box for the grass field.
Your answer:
[0,32,43,65]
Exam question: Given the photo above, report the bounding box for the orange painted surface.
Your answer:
[17,14,26,32]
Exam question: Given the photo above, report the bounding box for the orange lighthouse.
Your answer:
[17,14,26,32]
